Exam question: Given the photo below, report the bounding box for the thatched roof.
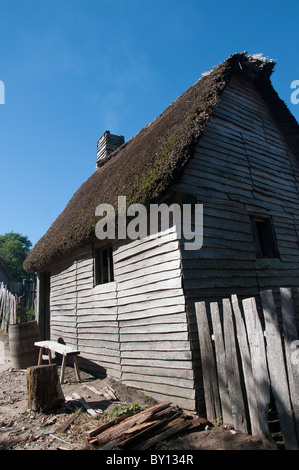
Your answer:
[24,52,299,273]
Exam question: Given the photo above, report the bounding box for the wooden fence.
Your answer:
[0,282,17,333]
[195,287,299,450]
[7,280,36,309]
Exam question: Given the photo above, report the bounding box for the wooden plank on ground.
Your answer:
[280,287,299,441]
[210,302,233,427]
[116,410,183,450]
[195,301,221,421]
[86,401,171,441]
[261,289,298,450]
[133,418,192,450]
[56,411,81,433]
[97,405,180,449]
[242,296,273,444]
[231,294,266,441]
[222,298,248,434]
[86,414,130,441]
[100,420,164,450]
[71,393,98,417]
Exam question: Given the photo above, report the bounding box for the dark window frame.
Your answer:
[250,215,280,259]
[94,245,114,286]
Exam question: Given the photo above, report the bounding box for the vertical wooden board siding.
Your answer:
[231,294,264,440]
[242,297,273,443]
[195,301,221,421]
[222,298,248,433]
[280,287,299,439]
[114,226,194,407]
[261,289,298,450]
[210,302,233,426]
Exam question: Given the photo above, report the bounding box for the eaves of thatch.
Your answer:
[23,52,299,273]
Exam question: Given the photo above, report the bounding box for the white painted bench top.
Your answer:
[34,340,80,356]
[34,340,81,384]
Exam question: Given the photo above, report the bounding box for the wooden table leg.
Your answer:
[60,355,66,384]
[73,355,81,382]
[38,348,43,365]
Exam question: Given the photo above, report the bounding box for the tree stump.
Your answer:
[27,364,65,412]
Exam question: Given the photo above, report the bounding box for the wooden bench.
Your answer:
[34,340,81,384]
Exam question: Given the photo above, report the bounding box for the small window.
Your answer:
[250,216,279,259]
[94,246,114,285]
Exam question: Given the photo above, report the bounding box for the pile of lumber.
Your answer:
[86,402,207,450]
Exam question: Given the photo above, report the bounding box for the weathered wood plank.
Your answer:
[121,349,192,360]
[280,287,299,440]
[222,298,248,433]
[120,332,189,343]
[121,372,194,389]
[122,379,195,401]
[117,277,183,297]
[195,301,221,421]
[120,322,188,335]
[120,358,193,370]
[118,305,186,321]
[116,269,182,291]
[242,297,273,444]
[117,289,184,306]
[120,340,191,352]
[210,302,233,426]
[231,294,266,441]
[113,233,179,263]
[114,249,181,276]
[116,259,182,282]
[134,418,191,451]
[119,293,185,311]
[261,289,298,450]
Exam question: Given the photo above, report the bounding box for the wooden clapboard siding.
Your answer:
[170,74,299,408]
[173,74,299,304]
[46,72,299,413]
[76,253,121,379]
[48,226,195,405]
[50,251,121,379]
[114,226,195,408]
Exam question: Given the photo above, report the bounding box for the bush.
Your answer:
[25,307,35,322]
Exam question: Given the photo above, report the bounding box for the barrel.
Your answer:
[9,321,41,369]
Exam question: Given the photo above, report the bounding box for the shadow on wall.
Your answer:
[54,337,107,379]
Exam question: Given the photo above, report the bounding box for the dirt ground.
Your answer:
[0,331,279,452]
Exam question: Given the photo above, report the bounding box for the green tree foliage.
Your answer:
[0,232,34,281]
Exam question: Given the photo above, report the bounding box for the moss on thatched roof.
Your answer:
[23,52,299,273]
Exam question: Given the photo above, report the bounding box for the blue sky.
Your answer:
[0,0,299,249]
